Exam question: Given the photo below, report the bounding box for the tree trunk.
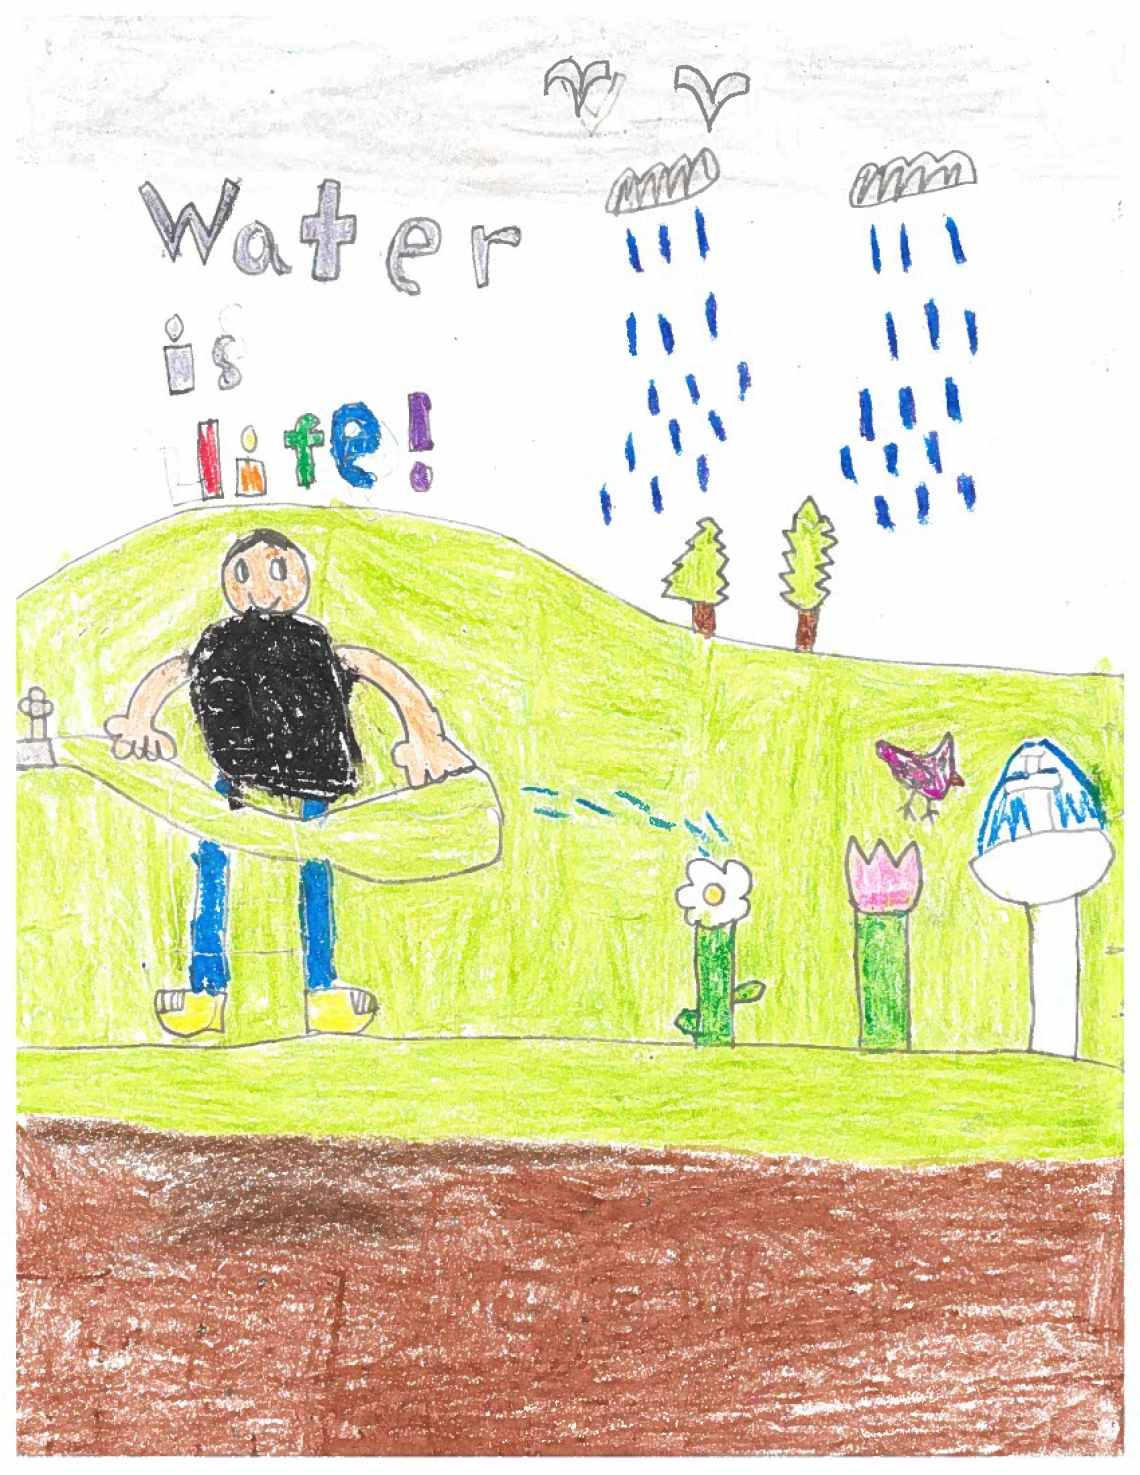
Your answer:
[795,607,819,652]
[692,602,716,638]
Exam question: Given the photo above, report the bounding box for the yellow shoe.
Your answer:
[305,985,377,1036]
[155,989,226,1038]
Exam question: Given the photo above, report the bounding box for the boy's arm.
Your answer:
[104,653,191,761]
[336,646,476,787]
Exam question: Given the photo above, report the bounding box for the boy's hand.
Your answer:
[104,712,178,762]
[392,731,475,788]
[335,645,479,788]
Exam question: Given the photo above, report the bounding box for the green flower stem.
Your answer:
[695,922,736,1046]
[855,911,911,1051]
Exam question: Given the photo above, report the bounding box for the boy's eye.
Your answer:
[234,559,250,584]
[269,557,288,581]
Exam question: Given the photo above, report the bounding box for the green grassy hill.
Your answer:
[16,504,1124,1064]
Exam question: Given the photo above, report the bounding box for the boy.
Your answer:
[104,528,474,1037]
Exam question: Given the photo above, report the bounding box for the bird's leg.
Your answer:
[899,788,917,821]
[922,798,938,824]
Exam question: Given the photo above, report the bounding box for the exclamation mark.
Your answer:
[408,392,433,491]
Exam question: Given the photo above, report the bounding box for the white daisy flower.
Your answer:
[675,857,753,930]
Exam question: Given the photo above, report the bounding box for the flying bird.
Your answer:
[673,65,750,131]
[544,58,614,118]
[875,732,964,822]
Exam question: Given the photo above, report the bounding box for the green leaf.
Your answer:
[733,980,767,1004]
[673,1007,699,1037]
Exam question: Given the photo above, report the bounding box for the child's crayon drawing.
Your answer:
[12,10,1127,1456]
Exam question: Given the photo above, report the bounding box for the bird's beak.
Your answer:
[950,772,966,787]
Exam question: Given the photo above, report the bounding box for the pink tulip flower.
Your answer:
[845,838,923,914]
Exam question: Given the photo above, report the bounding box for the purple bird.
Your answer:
[875,732,965,823]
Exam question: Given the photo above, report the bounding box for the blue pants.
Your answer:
[189,794,336,995]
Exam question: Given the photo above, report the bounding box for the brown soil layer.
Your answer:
[17,1117,1122,1456]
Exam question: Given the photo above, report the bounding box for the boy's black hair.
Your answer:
[224,528,306,563]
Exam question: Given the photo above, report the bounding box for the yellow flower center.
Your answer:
[703,883,725,906]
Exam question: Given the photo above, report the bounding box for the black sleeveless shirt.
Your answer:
[189,611,362,802]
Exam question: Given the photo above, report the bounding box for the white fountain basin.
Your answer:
[970,829,1114,908]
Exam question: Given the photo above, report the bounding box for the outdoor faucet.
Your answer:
[17,687,58,770]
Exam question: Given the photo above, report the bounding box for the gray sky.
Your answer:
[20,14,1126,202]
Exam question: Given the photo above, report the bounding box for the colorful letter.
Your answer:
[283,413,324,488]
[197,420,222,500]
[330,402,380,489]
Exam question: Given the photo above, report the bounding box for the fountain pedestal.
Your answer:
[1027,895,1080,1058]
[970,741,1114,1060]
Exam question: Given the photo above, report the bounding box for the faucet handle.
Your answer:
[18,686,55,738]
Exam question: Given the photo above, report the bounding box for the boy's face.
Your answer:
[222,541,310,615]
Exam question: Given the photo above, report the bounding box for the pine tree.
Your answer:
[779,497,837,651]
[663,518,729,637]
